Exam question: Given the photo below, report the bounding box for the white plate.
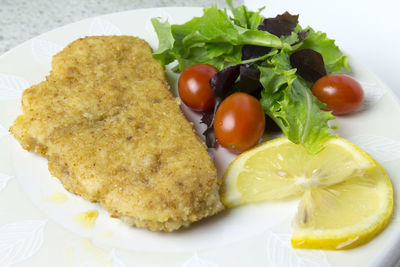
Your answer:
[0,7,400,267]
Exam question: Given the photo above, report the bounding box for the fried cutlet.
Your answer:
[10,36,224,232]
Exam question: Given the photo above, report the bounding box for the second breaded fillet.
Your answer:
[10,36,224,232]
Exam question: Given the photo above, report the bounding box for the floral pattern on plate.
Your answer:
[0,124,8,137]
[31,39,63,66]
[348,134,400,163]
[181,252,220,267]
[0,173,12,193]
[358,81,388,112]
[265,231,331,267]
[0,220,46,267]
[89,18,122,36]
[0,73,29,100]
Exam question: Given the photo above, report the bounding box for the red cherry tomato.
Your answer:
[311,74,364,115]
[178,64,218,112]
[214,92,265,154]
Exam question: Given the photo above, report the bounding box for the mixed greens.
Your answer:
[151,1,350,154]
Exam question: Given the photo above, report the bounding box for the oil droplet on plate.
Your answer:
[102,230,113,238]
[80,238,112,263]
[45,192,68,203]
[74,210,99,229]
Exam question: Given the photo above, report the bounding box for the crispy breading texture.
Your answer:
[10,36,224,232]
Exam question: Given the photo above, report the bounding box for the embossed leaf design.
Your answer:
[0,73,29,100]
[111,249,126,267]
[181,253,220,267]
[31,39,63,66]
[358,81,387,112]
[89,18,122,36]
[0,220,47,267]
[348,135,400,163]
[265,231,331,267]
[0,124,8,137]
[76,260,96,267]
[0,173,12,192]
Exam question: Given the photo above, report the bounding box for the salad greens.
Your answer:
[151,1,349,154]
[152,5,281,71]
[258,51,335,153]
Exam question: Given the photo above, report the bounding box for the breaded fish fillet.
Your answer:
[10,36,224,232]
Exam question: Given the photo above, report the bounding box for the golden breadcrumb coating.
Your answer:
[10,36,224,232]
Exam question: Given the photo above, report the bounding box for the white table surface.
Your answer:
[0,0,238,55]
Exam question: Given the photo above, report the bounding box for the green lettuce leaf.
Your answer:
[259,51,336,153]
[297,27,349,72]
[151,18,176,65]
[152,5,282,71]
[226,0,264,30]
[151,2,345,153]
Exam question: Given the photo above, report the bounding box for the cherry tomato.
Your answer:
[311,74,364,115]
[178,64,218,112]
[214,92,265,154]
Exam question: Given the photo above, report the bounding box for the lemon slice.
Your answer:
[221,137,393,250]
[221,137,376,207]
[292,162,393,249]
